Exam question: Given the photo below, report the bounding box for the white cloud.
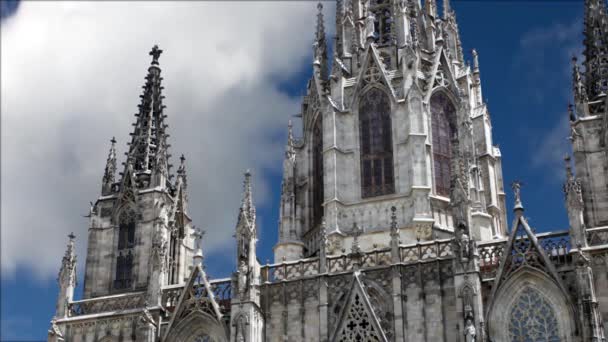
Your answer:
[1,1,335,278]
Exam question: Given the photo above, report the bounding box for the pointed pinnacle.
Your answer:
[316,2,326,43]
[110,136,116,145]
[68,232,76,240]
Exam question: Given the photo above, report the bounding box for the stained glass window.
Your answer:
[430,92,456,196]
[508,287,560,342]
[360,88,394,198]
[313,116,324,226]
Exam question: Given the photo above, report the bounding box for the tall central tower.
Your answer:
[275,0,507,261]
[82,46,196,300]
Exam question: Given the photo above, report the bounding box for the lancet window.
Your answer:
[369,0,393,46]
[430,92,456,197]
[359,88,394,198]
[508,287,560,342]
[312,115,324,226]
[115,208,136,289]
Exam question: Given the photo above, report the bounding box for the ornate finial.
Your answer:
[240,170,256,225]
[149,45,163,66]
[315,2,326,43]
[68,232,75,240]
[443,0,451,18]
[110,136,116,145]
[511,180,524,211]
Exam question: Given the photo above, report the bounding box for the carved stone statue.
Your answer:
[457,223,470,260]
[464,317,476,342]
[238,260,249,296]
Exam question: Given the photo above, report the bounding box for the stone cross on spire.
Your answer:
[149,45,163,66]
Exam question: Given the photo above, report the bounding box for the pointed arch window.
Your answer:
[430,92,456,197]
[360,88,394,198]
[115,208,136,289]
[312,115,324,226]
[508,287,560,341]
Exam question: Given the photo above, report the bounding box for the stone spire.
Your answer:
[583,0,608,99]
[176,154,187,188]
[125,45,170,182]
[443,0,451,18]
[572,56,587,105]
[55,233,77,318]
[313,2,329,81]
[285,120,296,160]
[238,170,256,228]
[101,137,117,195]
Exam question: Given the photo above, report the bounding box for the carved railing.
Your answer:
[588,226,608,246]
[399,239,454,263]
[261,240,455,283]
[478,231,572,280]
[68,291,145,317]
[262,257,320,282]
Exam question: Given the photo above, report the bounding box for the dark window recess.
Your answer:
[115,211,136,290]
[430,92,456,197]
[359,88,395,198]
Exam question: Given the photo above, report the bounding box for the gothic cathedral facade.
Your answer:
[49,0,608,341]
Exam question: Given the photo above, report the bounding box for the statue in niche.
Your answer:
[464,317,476,342]
[456,222,470,261]
[237,260,249,296]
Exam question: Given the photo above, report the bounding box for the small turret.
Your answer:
[55,233,77,319]
[101,137,117,195]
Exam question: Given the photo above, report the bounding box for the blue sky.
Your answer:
[1,0,585,340]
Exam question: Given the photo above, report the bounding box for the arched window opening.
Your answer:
[359,88,394,198]
[369,0,393,46]
[508,287,560,341]
[430,92,456,197]
[312,115,324,227]
[115,209,136,289]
